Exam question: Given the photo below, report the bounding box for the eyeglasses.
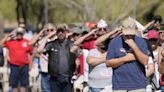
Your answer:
[72,33,80,37]
[98,28,107,31]
[47,29,54,32]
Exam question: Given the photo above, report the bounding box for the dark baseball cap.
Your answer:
[57,28,66,33]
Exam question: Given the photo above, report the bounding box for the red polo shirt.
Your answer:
[82,39,96,50]
[4,39,33,66]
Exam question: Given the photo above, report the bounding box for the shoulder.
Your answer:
[43,40,56,48]
[4,40,14,45]
[47,39,57,44]
[134,36,147,45]
[88,48,99,56]
[65,39,73,47]
[89,48,97,53]
[134,36,146,42]
[109,36,121,44]
[66,39,73,43]
[22,38,30,42]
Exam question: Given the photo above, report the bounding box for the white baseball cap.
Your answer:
[97,19,108,28]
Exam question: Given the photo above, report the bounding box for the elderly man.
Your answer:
[29,23,56,92]
[106,18,149,92]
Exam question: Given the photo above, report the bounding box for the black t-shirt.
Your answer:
[43,39,76,77]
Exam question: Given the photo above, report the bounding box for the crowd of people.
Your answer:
[0,15,164,92]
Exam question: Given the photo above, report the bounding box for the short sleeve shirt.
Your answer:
[88,49,112,88]
[106,36,148,90]
[4,39,33,66]
[43,39,72,76]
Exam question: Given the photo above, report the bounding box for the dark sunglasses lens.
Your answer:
[47,29,53,32]
[103,28,107,31]
[73,33,79,37]
[17,33,23,35]
[99,28,107,31]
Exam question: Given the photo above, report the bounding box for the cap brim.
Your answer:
[148,36,158,39]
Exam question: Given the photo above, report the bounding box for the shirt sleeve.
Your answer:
[140,39,149,56]
[28,45,34,54]
[106,39,115,60]
[4,41,10,48]
[43,42,52,54]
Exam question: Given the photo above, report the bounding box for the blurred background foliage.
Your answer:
[0,0,164,29]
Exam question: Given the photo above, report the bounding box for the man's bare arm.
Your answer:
[37,31,56,53]
[28,29,45,46]
[95,28,122,46]
[70,29,97,53]
[125,39,148,65]
[106,53,136,68]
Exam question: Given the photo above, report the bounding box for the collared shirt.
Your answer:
[4,39,33,66]
[44,39,72,76]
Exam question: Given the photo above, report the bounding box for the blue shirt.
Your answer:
[106,36,148,90]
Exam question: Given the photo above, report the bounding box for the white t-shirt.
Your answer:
[38,39,48,73]
[88,48,112,88]
[23,31,33,41]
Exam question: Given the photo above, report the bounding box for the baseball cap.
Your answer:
[56,27,66,33]
[121,17,137,35]
[88,22,97,29]
[148,30,159,39]
[81,26,90,32]
[16,27,25,34]
[97,19,108,28]
[72,27,83,34]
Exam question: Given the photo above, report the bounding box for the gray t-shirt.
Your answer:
[88,49,112,88]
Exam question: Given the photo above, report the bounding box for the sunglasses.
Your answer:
[47,29,54,32]
[98,28,107,31]
[72,33,80,37]
[16,32,23,35]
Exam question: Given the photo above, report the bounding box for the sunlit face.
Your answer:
[149,38,158,51]
[16,33,23,40]
[45,25,54,35]
[154,23,161,29]
[96,27,108,36]
[159,31,164,41]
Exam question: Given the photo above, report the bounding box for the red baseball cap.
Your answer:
[88,22,97,29]
[148,30,159,39]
